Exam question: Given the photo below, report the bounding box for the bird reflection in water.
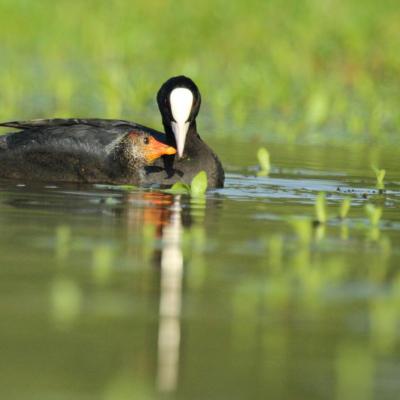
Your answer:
[121,191,191,393]
[157,195,184,393]
[135,192,207,394]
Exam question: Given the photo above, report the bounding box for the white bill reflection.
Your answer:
[157,195,183,393]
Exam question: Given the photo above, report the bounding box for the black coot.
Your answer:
[145,75,224,188]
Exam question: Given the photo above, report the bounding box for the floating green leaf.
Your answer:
[164,171,208,196]
[190,171,208,197]
[257,147,271,176]
[166,182,191,194]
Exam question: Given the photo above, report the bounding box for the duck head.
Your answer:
[157,76,201,158]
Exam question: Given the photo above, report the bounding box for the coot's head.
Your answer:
[127,131,176,164]
[157,76,201,158]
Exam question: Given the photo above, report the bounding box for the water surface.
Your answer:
[0,141,399,400]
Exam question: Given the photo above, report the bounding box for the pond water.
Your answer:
[0,140,399,400]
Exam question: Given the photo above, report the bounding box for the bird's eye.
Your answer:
[143,137,150,145]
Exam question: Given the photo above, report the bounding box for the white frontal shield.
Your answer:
[170,88,193,158]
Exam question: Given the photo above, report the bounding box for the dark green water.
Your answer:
[0,140,399,400]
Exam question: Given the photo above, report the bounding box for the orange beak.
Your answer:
[145,136,176,163]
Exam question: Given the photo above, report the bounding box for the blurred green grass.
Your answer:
[0,0,399,144]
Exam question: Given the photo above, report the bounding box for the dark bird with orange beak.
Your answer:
[0,119,175,184]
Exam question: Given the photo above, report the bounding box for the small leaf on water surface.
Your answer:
[190,171,208,197]
[372,166,386,190]
[257,147,271,176]
[166,182,191,194]
[164,171,208,196]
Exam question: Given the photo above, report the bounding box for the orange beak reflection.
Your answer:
[145,136,176,163]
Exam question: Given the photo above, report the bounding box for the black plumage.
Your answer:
[0,119,174,184]
[147,76,224,188]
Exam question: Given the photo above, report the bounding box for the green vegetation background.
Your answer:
[0,0,399,144]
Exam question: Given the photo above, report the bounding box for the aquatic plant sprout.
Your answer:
[372,166,386,190]
[190,171,208,197]
[257,147,271,176]
[166,171,208,196]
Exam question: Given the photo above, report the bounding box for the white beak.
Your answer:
[171,120,189,158]
[170,88,193,158]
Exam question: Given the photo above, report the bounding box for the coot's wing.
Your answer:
[0,118,142,130]
[0,118,168,144]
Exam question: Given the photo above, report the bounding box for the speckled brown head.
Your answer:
[123,131,176,166]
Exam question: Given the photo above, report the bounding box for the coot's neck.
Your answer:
[162,120,201,158]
